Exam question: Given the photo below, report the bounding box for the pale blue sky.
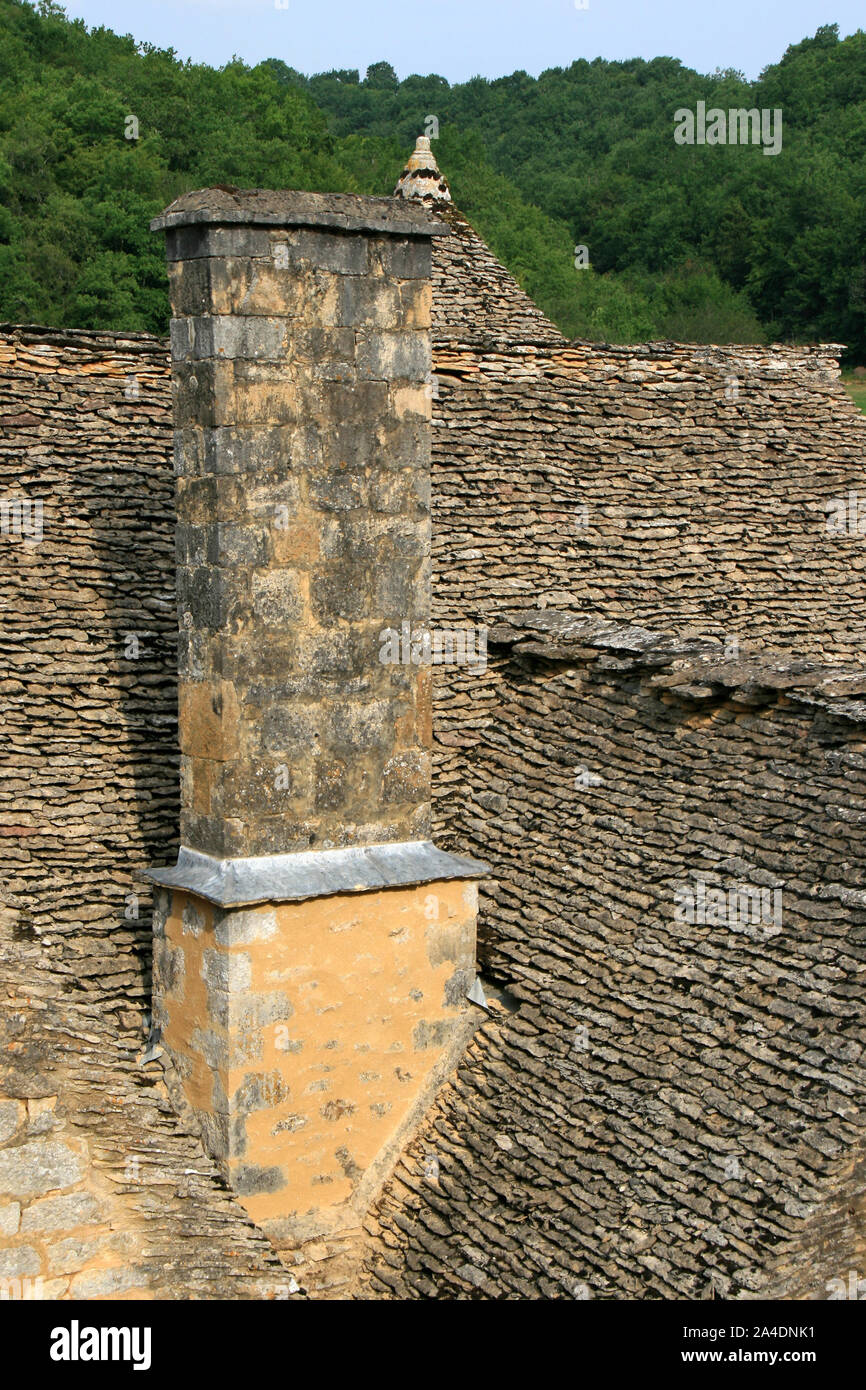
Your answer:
[57,0,864,83]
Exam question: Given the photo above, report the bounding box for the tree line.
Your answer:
[1,2,863,358]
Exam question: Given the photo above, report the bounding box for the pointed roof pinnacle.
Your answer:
[393,135,452,204]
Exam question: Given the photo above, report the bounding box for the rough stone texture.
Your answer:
[0,324,177,982]
[3,181,866,1297]
[431,205,564,347]
[164,212,437,859]
[430,338,866,661]
[0,939,295,1299]
[0,323,307,1298]
[363,614,866,1299]
[152,187,483,1262]
[436,204,863,662]
[150,192,482,1250]
[152,185,447,240]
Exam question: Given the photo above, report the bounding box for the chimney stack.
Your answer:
[147,187,486,1248]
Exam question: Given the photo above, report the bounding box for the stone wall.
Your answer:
[366,612,866,1298]
[0,935,291,1300]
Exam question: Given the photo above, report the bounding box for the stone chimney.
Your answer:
[394,136,452,204]
[146,187,487,1248]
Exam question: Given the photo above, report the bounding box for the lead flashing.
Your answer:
[145,839,490,908]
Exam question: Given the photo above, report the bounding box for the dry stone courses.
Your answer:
[2,163,866,1297]
[364,613,866,1298]
[430,336,866,661]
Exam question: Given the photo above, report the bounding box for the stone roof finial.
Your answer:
[394,135,452,204]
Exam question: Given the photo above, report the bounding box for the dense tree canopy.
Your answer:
[0,2,863,357]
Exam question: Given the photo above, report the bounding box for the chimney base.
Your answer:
[151,869,482,1245]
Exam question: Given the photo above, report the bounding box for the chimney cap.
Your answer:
[394,135,452,204]
[150,185,448,237]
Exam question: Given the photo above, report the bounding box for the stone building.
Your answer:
[1,138,865,1299]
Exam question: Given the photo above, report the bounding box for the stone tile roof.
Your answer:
[363,616,866,1300]
[430,340,866,662]
[2,187,866,1298]
[0,327,282,1299]
[0,323,176,967]
[431,205,564,348]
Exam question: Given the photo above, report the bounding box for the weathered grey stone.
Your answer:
[46,1234,104,1275]
[233,1164,287,1195]
[0,1101,24,1145]
[152,185,444,240]
[307,470,368,513]
[0,1142,85,1197]
[69,1265,144,1299]
[259,706,317,757]
[412,1019,452,1050]
[282,228,369,275]
[214,907,278,946]
[201,949,251,994]
[26,1098,59,1136]
[0,1203,20,1236]
[198,1110,230,1162]
[310,565,371,624]
[252,569,304,626]
[226,1026,263,1065]
[442,967,474,1009]
[324,700,390,752]
[177,425,297,477]
[203,522,268,569]
[376,238,432,279]
[154,939,185,1000]
[314,757,348,811]
[318,379,389,427]
[152,889,170,941]
[383,752,429,804]
[337,276,401,328]
[355,331,428,381]
[20,1191,104,1233]
[176,565,240,632]
[231,1071,290,1113]
[191,1027,229,1071]
[164,225,272,261]
[181,898,206,938]
[375,562,423,616]
[0,1245,40,1278]
[171,316,287,363]
[202,985,229,1028]
[231,992,294,1030]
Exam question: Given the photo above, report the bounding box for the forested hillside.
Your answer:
[1,0,864,358]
